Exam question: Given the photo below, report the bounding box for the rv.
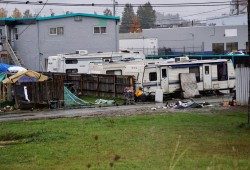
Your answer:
[89,58,235,95]
[47,50,145,73]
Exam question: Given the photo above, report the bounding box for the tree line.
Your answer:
[0,8,34,18]
[103,2,156,33]
[0,2,156,33]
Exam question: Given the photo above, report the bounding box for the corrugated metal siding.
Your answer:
[236,67,250,105]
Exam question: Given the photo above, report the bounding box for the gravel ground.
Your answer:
[0,95,244,122]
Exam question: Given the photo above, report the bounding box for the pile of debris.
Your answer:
[151,99,213,110]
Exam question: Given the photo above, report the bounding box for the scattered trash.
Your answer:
[223,101,229,107]
[151,107,156,111]
[95,99,116,105]
[2,105,15,112]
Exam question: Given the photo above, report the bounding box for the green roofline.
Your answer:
[36,13,120,21]
[0,13,120,22]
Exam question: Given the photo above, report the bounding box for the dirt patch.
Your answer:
[0,140,19,147]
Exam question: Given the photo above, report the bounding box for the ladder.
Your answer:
[5,41,25,67]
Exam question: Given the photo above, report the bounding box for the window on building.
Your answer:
[57,27,64,35]
[94,26,107,34]
[217,63,228,81]
[14,28,18,40]
[162,69,167,78]
[100,27,106,33]
[212,43,224,54]
[49,27,64,35]
[66,69,78,73]
[65,59,78,64]
[226,42,238,53]
[189,67,200,82]
[149,72,157,81]
[74,16,82,21]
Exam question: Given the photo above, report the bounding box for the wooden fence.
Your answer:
[44,72,135,98]
[14,80,64,109]
[1,73,134,109]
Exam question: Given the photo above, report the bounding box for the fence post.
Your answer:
[97,74,100,97]
[114,75,116,97]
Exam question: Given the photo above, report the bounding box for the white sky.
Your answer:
[0,0,231,21]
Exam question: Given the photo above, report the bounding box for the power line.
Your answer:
[157,6,230,22]
[0,1,239,7]
[18,0,49,37]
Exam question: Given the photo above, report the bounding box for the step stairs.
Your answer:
[5,41,25,67]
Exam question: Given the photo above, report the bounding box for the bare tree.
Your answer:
[12,8,23,18]
[0,8,8,18]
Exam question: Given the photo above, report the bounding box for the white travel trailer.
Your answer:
[89,58,235,95]
[47,50,145,73]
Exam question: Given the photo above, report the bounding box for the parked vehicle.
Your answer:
[227,50,246,55]
[89,57,235,95]
[47,50,145,73]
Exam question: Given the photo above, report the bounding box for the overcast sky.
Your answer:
[1,0,231,20]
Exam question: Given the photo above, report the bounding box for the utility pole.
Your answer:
[113,0,116,16]
[248,0,250,123]
[236,0,239,15]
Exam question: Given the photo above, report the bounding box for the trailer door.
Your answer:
[161,68,169,92]
[203,65,212,89]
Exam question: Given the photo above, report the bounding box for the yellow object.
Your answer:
[223,101,229,106]
[2,70,48,84]
[135,89,143,97]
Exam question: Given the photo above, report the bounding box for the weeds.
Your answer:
[169,135,189,170]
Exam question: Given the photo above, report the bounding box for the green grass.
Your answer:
[0,110,250,169]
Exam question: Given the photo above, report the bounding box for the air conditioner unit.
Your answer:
[175,56,189,62]
[76,50,88,55]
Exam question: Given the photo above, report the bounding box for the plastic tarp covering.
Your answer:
[0,63,12,72]
[64,86,91,107]
[0,73,6,82]
[180,73,200,98]
[94,99,116,105]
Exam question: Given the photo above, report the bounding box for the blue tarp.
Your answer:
[0,63,14,73]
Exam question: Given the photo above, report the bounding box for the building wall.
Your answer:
[37,17,118,71]
[119,38,158,55]
[13,25,40,70]
[10,16,118,71]
[142,25,248,54]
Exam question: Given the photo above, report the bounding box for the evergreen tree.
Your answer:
[120,3,135,33]
[23,9,33,18]
[137,2,156,29]
[103,8,112,16]
[12,8,22,18]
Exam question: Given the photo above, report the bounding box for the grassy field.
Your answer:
[0,109,250,169]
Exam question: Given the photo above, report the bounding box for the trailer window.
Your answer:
[189,67,200,82]
[205,66,209,75]
[66,69,78,73]
[162,69,167,78]
[217,63,228,81]
[149,72,157,81]
[65,60,78,64]
[106,70,122,75]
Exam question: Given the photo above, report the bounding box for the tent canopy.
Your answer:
[2,70,48,84]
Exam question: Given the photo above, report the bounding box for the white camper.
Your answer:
[89,58,235,95]
[47,50,145,73]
